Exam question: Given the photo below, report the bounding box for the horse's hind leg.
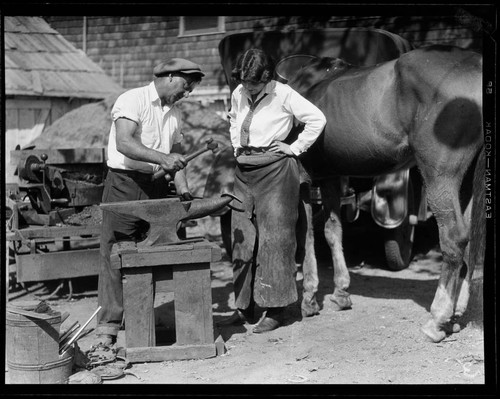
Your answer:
[421,178,470,342]
[300,199,321,317]
[321,180,352,310]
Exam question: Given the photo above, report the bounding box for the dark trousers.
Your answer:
[231,154,300,310]
[95,169,165,336]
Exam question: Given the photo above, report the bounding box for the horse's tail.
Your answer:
[463,146,486,327]
[469,147,486,274]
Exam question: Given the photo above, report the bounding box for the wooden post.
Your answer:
[122,268,155,348]
[173,263,213,345]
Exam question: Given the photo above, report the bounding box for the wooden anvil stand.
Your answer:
[111,240,223,363]
[102,196,238,363]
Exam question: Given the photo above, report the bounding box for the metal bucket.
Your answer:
[6,310,73,384]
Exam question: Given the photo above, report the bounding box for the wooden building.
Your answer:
[43,12,487,113]
[3,16,123,183]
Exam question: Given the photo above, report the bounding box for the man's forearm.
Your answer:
[117,140,163,165]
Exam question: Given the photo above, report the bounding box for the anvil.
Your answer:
[100,194,240,247]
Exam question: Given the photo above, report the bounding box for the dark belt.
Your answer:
[108,167,155,182]
[237,146,271,156]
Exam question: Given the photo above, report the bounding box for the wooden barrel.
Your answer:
[6,351,74,384]
[6,309,73,384]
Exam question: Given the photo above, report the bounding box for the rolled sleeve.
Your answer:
[111,91,141,123]
[287,89,326,156]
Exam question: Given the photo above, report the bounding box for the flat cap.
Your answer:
[153,58,205,77]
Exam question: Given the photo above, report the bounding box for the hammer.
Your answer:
[153,138,218,181]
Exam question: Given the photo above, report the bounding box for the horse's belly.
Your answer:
[306,135,409,177]
[303,60,413,178]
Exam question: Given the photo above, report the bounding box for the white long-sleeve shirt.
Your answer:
[228,80,326,156]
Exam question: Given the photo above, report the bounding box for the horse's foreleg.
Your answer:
[421,182,469,342]
[321,183,352,311]
[300,200,320,317]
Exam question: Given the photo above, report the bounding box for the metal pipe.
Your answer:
[60,306,101,355]
[59,322,80,345]
[82,16,87,53]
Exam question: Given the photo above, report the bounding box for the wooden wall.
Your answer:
[45,14,485,95]
[42,12,488,121]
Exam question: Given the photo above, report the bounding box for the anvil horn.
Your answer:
[182,195,236,221]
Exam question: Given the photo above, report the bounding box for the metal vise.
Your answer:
[100,193,241,247]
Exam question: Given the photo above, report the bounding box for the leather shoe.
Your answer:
[217,309,253,326]
[253,316,281,333]
[90,334,116,349]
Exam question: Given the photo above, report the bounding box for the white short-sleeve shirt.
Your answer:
[107,82,183,173]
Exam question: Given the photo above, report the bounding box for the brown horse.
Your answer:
[290,44,484,342]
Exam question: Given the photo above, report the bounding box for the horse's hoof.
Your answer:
[421,320,447,343]
[329,293,352,311]
[444,322,461,333]
[301,295,320,317]
[448,316,462,333]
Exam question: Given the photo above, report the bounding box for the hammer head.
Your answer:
[205,138,218,153]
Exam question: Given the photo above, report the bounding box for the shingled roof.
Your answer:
[4,16,123,98]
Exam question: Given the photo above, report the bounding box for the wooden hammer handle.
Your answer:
[152,139,217,181]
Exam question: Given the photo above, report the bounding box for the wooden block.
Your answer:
[215,335,226,356]
[154,267,174,293]
[110,251,121,270]
[9,225,101,240]
[16,248,100,282]
[173,263,213,345]
[121,248,215,268]
[115,241,137,254]
[125,344,216,363]
[122,268,155,348]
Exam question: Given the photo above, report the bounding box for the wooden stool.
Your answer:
[111,239,222,363]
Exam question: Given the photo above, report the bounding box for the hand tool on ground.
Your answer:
[60,321,80,343]
[152,138,219,181]
[60,306,101,355]
[100,193,242,247]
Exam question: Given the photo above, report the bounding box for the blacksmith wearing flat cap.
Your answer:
[153,58,205,77]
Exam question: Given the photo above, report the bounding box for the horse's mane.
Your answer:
[288,57,353,97]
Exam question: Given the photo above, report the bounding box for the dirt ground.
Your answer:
[5,217,486,389]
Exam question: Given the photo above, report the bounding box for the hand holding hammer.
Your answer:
[153,138,219,181]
